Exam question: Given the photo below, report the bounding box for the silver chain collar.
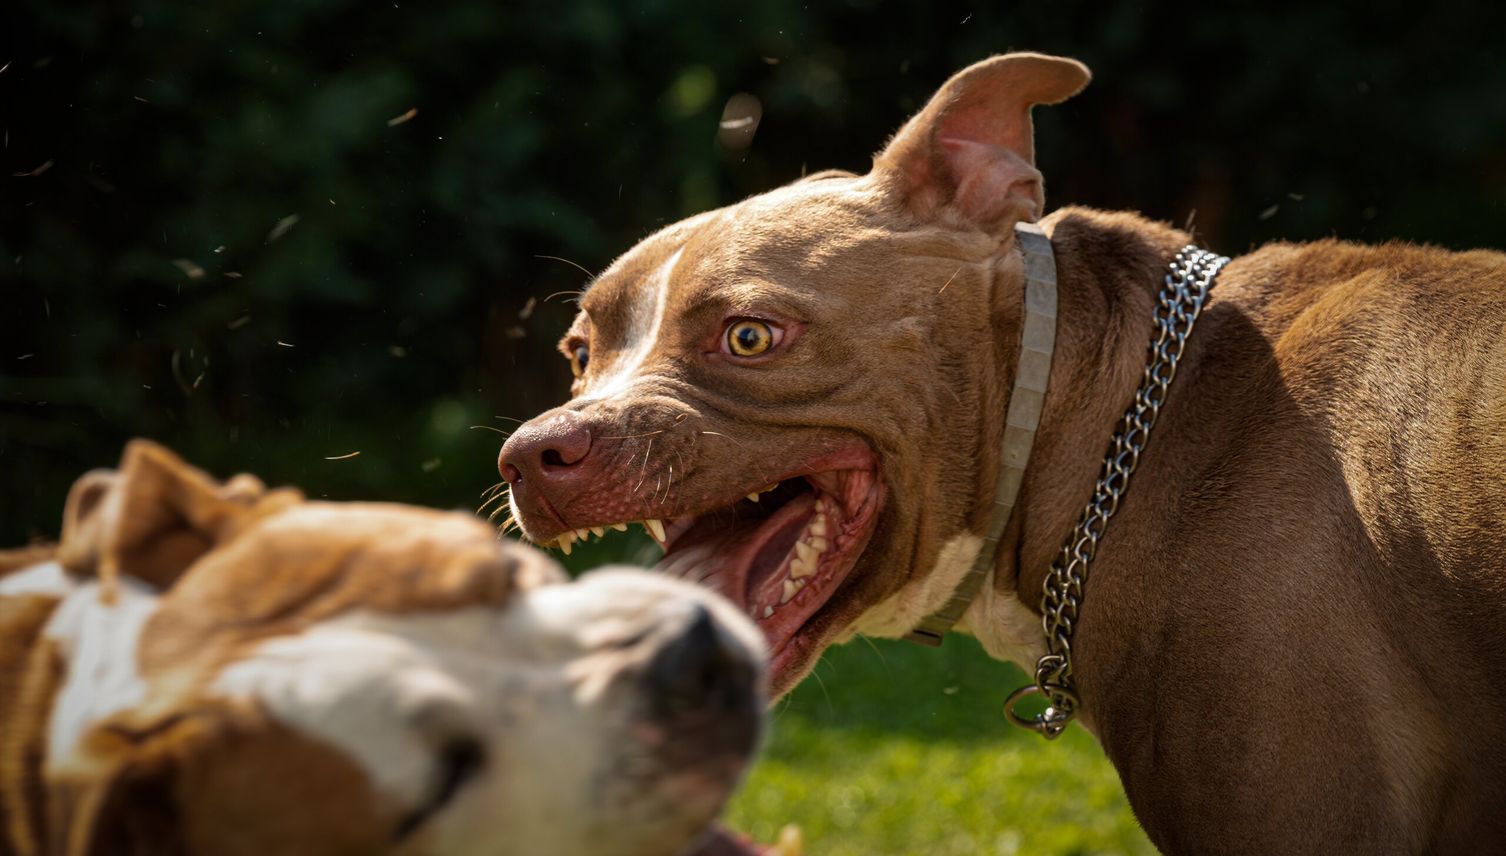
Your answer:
[1004,244,1230,739]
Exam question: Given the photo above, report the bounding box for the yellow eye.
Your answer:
[726,320,774,357]
[569,344,589,378]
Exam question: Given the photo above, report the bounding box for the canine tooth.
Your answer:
[748,492,761,502]
[611,522,628,532]
[591,526,605,538]
[795,541,817,565]
[811,515,827,536]
[643,518,666,543]
[762,606,774,618]
[558,533,574,556]
[790,556,813,579]
[781,579,798,604]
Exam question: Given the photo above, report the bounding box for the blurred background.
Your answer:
[3,2,1503,853]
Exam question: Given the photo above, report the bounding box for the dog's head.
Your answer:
[498,53,1090,693]
[29,441,765,856]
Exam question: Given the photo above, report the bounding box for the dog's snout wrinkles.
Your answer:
[498,411,593,486]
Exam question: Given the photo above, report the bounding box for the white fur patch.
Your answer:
[578,247,684,402]
[845,533,985,641]
[956,571,1046,672]
[44,578,161,762]
[0,560,76,599]
[843,532,1044,672]
[212,607,505,807]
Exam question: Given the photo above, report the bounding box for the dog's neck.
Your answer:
[961,208,1194,678]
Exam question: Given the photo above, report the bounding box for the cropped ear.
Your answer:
[56,440,302,594]
[874,52,1090,232]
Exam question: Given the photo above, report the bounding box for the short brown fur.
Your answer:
[502,53,1506,853]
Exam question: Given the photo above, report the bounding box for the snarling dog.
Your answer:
[0,440,768,856]
[499,51,1506,853]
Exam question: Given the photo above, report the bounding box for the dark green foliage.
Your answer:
[4,1,1505,544]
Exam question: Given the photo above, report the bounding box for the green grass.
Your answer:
[725,635,1156,856]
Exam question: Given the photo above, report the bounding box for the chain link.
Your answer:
[1005,244,1230,738]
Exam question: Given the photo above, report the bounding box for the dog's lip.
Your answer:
[652,443,884,689]
[527,444,879,546]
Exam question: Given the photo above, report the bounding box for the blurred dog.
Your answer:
[0,440,770,856]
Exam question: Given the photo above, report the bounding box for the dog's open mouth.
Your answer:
[654,445,883,674]
[546,443,884,678]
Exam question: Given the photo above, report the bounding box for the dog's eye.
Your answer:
[725,320,775,357]
[570,344,589,378]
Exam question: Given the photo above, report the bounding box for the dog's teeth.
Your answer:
[558,532,574,556]
[795,541,817,565]
[643,518,666,543]
[762,606,774,618]
[576,528,592,543]
[811,515,827,537]
[790,555,814,579]
[809,536,827,552]
[747,492,761,503]
[611,522,628,532]
[591,526,605,538]
[781,579,798,604]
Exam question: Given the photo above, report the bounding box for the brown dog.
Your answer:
[498,52,1506,853]
[0,440,770,856]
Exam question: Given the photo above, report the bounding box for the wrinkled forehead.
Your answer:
[578,173,884,318]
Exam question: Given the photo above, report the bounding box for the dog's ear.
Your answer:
[875,52,1090,232]
[45,713,194,856]
[56,440,302,594]
[51,704,395,856]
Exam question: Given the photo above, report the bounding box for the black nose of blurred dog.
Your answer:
[648,605,759,718]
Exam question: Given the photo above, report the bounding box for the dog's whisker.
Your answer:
[597,429,665,441]
[493,415,527,425]
[534,254,597,280]
[698,430,748,448]
[542,288,585,304]
[936,265,963,295]
[470,424,510,436]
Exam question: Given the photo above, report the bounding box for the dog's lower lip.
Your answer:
[651,452,884,684]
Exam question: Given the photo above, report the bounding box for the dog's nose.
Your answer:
[648,606,757,716]
[498,411,593,485]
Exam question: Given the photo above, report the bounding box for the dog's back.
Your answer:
[1061,210,1506,853]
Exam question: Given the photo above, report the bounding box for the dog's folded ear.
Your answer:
[45,713,192,856]
[56,440,302,594]
[47,704,394,856]
[875,52,1090,232]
